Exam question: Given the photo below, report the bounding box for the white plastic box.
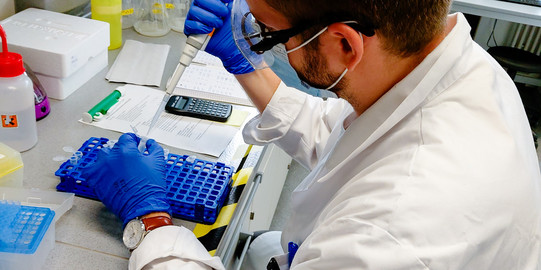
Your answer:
[0,8,110,99]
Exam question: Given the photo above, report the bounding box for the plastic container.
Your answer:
[0,201,56,270]
[0,187,75,223]
[0,142,24,188]
[23,63,51,121]
[0,25,38,153]
[92,0,122,50]
[55,137,233,224]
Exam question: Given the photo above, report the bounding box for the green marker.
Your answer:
[82,90,122,123]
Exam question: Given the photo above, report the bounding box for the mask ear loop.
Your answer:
[325,68,348,90]
[286,26,328,54]
[325,31,364,90]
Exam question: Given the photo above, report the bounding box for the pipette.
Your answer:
[146,33,212,136]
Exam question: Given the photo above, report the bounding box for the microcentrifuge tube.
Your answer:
[103,140,115,149]
[69,155,79,165]
[186,155,196,163]
[163,148,170,159]
[138,136,148,153]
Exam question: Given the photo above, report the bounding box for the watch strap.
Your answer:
[142,216,173,231]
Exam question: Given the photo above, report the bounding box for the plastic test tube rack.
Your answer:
[55,137,234,224]
[0,200,55,254]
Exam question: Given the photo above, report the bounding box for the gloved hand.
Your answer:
[184,0,254,74]
[80,133,171,226]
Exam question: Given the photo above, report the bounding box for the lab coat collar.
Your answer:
[321,13,469,178]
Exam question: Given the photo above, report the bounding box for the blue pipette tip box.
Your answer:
[55,137,234,224]
[0,201,55,254]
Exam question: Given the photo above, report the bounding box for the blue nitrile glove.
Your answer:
[80,133,171,226]
[184,0,254,74]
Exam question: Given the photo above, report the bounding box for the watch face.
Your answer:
[123,219,145,249]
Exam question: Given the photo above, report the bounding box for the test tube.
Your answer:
[138,136,149,153]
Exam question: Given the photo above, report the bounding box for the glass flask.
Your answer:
[134,0,170,36]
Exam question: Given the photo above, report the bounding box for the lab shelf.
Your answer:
[55,137,233,224]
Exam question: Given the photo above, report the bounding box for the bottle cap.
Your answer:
[0,24,25,77]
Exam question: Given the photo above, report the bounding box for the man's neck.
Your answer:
[344,15,457,116]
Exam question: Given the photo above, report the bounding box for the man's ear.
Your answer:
[326,22,365,70]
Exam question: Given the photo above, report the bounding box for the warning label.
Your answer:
[1,115,18,128]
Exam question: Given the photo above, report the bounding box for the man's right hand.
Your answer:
[184,0,254,74]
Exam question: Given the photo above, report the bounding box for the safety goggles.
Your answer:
[231,0,376,70]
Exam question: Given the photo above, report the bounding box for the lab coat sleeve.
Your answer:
[291,217,429,270]
[243,81,353,169]
[129,225,225,270]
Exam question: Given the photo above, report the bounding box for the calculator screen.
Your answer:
[177,97,188,109]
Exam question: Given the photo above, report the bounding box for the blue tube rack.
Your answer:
[55,137,234,224]
[0,201,55,254]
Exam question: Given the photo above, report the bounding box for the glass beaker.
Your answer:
[121,0,140,29]
[134,0,170,36]
[165,0,191,32]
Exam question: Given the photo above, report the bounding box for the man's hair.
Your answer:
[264,0,452,57]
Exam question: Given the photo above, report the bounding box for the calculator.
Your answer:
[165,95,232,122]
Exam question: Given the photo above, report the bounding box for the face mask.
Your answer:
[232,0,356,90]
[271,41,349,91]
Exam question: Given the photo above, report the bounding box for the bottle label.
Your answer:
[1,115,18,128]
[122,8,134,16]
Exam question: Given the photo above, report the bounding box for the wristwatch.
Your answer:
[123,215,173,250]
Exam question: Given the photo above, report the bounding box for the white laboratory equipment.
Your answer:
[134,0,171,36]
[165,0,191,32]
[0,25,38,152]
[122,0,140,29]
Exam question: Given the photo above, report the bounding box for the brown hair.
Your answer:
[264,0,452,57]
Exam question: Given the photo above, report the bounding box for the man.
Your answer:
[82,0,541,269]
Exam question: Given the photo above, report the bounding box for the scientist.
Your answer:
[81,0,541,269]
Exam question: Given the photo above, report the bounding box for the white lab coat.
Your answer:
[130,13,541,269]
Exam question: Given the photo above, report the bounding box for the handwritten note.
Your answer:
[174,51,253,107]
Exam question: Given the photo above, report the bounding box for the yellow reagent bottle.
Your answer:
[91,0,122,50]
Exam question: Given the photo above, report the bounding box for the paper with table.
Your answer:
[80,84,252,157]
[174,51,254,107]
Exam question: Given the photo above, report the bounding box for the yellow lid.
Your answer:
[0,142,23,178]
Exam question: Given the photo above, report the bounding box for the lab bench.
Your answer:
[20,27,291,269]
